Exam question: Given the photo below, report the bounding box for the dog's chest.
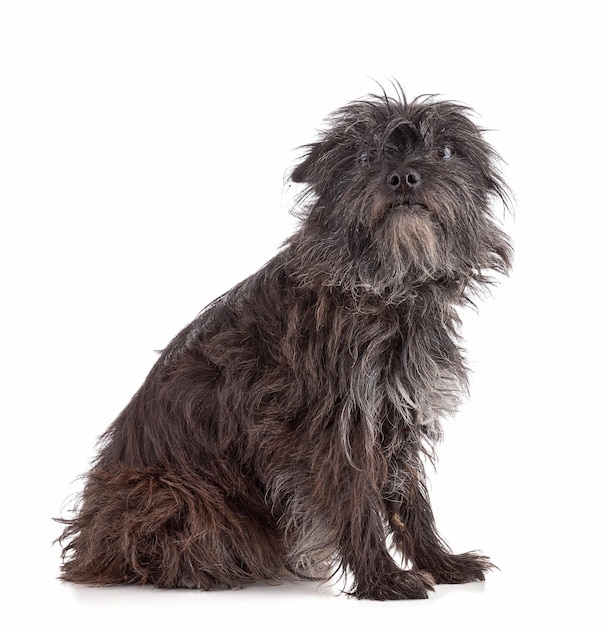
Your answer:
[346,322,463,440]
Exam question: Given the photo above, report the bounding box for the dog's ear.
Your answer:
[291,143,322,184]
[291,137,340,184]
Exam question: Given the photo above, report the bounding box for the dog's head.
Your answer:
[290,87,512,302]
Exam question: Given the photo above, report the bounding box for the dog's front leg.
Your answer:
[389,476,493,585]
[276,446,435,600]
[336,490,436,600]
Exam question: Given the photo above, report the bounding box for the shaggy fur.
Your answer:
[57,86,512,600]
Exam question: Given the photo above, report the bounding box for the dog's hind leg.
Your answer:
[57,465,289,589]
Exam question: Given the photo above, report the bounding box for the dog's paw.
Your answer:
[352,569,435,601]
[427,551,494,585]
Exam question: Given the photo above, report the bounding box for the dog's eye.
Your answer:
[439,145,455,159]
[358,149,376,166]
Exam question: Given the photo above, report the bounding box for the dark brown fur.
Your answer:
[57,86,512,600]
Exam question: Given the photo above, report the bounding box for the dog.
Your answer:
[58,85,512,600]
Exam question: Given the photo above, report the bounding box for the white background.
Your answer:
[1,1,606,624]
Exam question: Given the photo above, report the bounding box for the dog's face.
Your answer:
[291,92,512,299]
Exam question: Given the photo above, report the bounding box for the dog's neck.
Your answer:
[280,232,469,311]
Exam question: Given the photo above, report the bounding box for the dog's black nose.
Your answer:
[387,168,421,192]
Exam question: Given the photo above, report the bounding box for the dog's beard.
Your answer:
[369,203,443,283]
[289,194,455,303]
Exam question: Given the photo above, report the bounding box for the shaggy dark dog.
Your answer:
[58,86,512,600]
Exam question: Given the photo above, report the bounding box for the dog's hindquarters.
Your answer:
[58,463,289,588]
[58,311,292,588]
